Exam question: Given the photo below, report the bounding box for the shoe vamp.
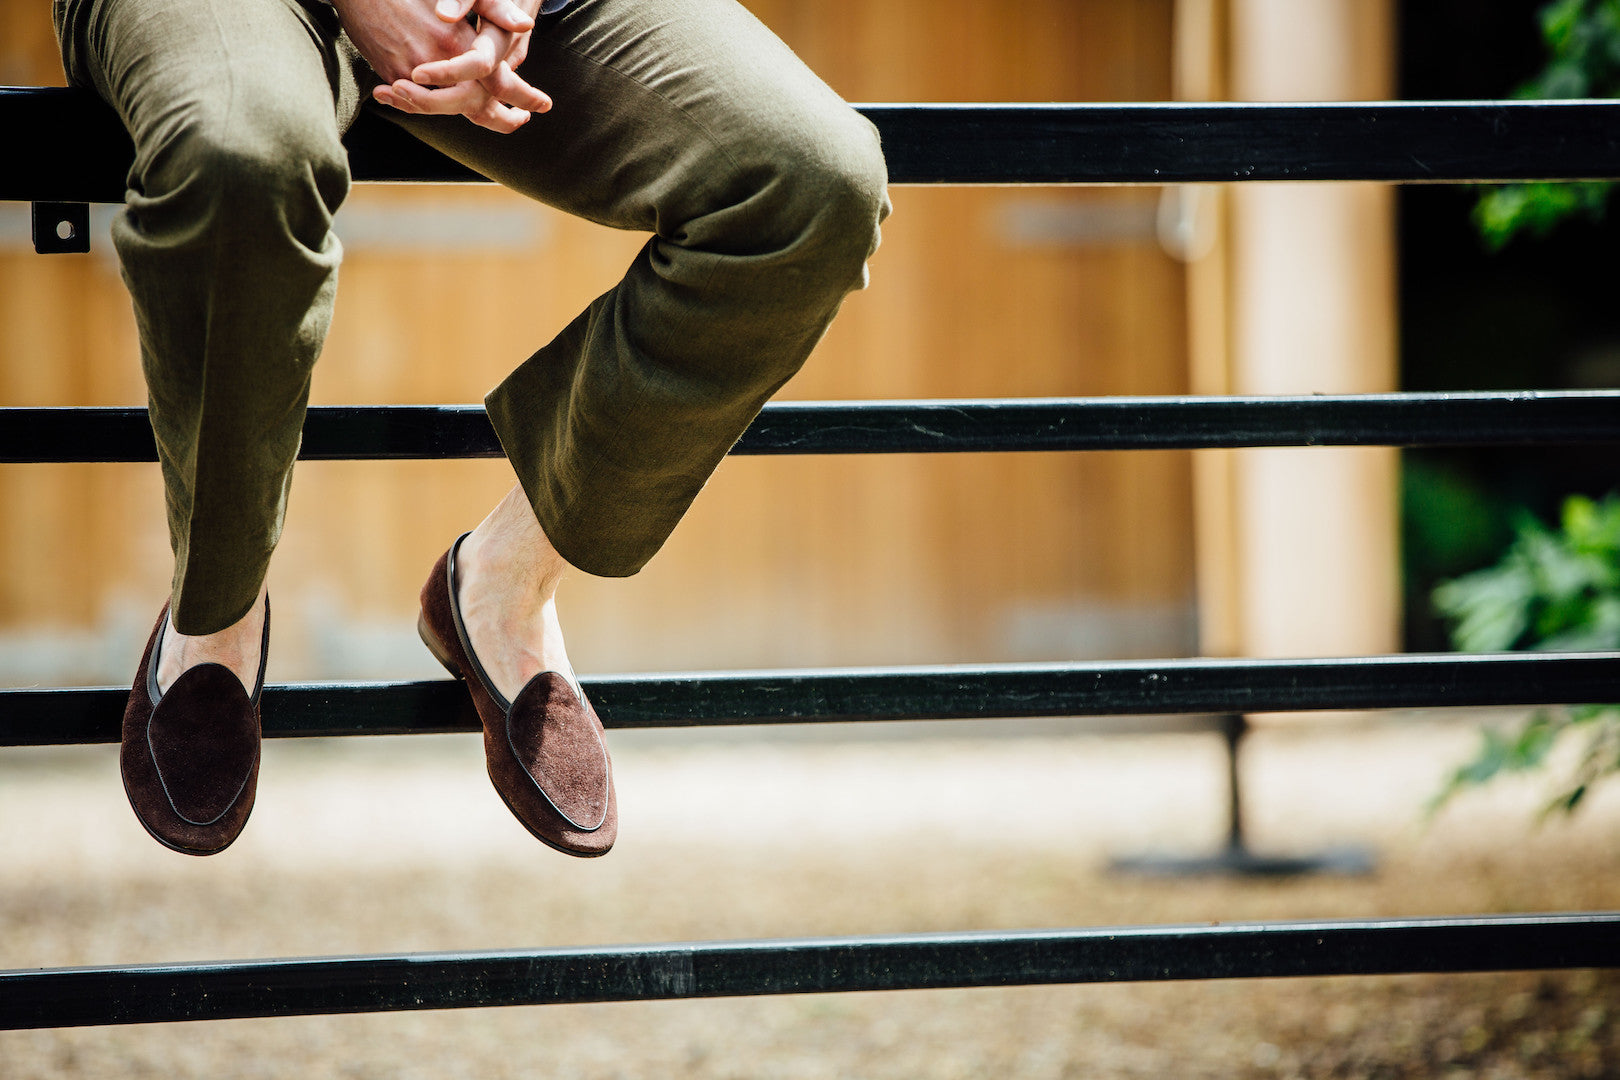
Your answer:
[148,665,259,825]
[507,675,609,829]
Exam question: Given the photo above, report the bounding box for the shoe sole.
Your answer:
[417,611,463,679]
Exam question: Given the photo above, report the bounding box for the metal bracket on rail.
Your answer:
[31,202,90,254]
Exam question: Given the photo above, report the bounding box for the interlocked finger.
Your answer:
[502,25,531,71]
[413,22,507,85]
[468,0,535,33]
[383,78,489,114]
[378,78,532,133]
[470,95,531,134]
[480,62,550,113]
[374,0,546,133]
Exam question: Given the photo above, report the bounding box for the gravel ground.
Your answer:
[2,715,1618,1078]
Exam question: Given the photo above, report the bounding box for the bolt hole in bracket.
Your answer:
[32,202,90,254]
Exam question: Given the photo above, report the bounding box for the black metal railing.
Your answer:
[6,914,1619,1030]
[4,651,1620,745]
[3,391,1620,461]
[2,86,1618,1029]
[6,89,1620,198]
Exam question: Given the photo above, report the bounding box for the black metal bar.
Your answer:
[4,652,1617,747]
[3,913,1616,1029]
[348,100,1620,186]
[5,89,1620,203]
[3,392,1618,464]
[863,101,1620,184]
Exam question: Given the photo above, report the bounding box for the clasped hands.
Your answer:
[334,0,550,133]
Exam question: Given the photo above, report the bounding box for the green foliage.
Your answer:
[1527,0,1620,96]
[1473,0,1620,248]
[1474,181,1612,249]
[1431,494,1620,816]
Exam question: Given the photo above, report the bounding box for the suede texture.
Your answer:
[506,674,610,831]
[120,607,261,856]
[418,548,616,857]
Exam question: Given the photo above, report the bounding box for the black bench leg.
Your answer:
[1110,713,1377,877]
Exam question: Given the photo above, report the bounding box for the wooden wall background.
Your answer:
[0,0,1194,683]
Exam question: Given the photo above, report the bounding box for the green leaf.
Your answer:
[1431,494,1620,816]
[1508,713,1563,768]
[1434,562,1534,651]
[1540,0,1589,51]
[1474,0,1620,244]
[1473,182,1613,250]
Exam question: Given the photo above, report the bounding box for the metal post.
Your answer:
[1222,711,1246,854]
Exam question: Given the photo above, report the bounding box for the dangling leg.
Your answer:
[397,0,889,854]
[58,0,360,853]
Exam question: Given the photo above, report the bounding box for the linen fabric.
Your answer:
[54,0,889,633]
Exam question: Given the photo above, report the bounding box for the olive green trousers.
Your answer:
[55,0,888,634]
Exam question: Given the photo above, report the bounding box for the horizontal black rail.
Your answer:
[4,913,1617,1029]
[4,90,1620,202]
[4,652,1617,746]
[3,392,1617,463]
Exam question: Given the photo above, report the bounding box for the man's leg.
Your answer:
[58,0,361,642]
[382,0,889,696]
[380,0,887,574]
[57,0,364,853]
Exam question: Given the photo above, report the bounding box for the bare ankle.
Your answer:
[453,487,577,699]
[463,485,568,600]
[157,589,267,697]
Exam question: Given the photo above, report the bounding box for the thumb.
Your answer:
[434,0,476,22]
[470,0,536,33]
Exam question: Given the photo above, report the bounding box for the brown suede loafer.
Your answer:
[417,533,616,857]
[120,600,267,856]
